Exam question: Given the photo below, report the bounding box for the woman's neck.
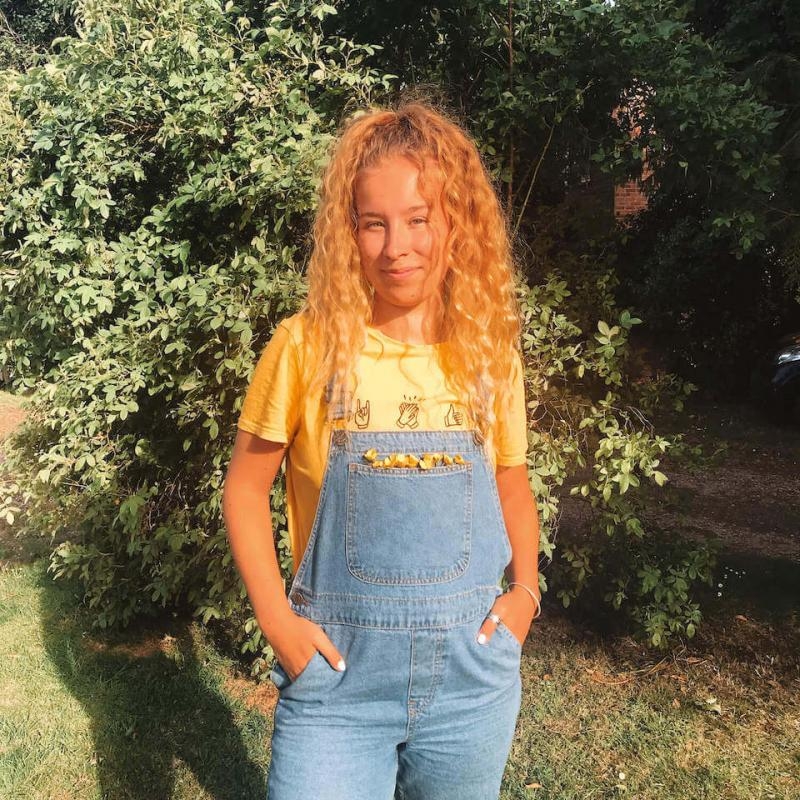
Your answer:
[369,300,444,345]
[368,314,444,345]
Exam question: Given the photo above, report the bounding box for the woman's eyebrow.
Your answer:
[357,204,429,217]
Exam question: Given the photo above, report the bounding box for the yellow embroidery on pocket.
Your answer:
[362,450,467,470]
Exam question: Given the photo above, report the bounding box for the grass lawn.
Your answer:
[0,560,273,800]
[1,552,797,799]
[1,391,798,799]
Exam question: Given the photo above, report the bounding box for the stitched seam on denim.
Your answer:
[288,600,496,629]
[292,602,498,633]
[349,464,470,475]
[405,634,416,739]
[484,456,513,566]
[497,619,523,650]
[278,613,491,631]
[286,587,502,628]
[292,585,499,603]
[290,651,321,686]
[288,428,341,595]
[408,630,445,726]
[341,429,483,454]
[345,465,473,585]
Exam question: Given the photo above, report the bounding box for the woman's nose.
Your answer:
[383,224,411,260]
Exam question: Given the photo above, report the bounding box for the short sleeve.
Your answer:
[493,351,529,467]
[237,321,303,444]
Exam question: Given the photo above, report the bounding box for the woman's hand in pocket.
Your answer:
[266,611,346,681]
[477,587,537,647]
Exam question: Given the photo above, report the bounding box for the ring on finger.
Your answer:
[487,612,502,625]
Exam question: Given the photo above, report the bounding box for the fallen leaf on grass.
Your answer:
[585,659,670,686]
[699,696,722,714]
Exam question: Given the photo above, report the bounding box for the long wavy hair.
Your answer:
[302,100,521,443]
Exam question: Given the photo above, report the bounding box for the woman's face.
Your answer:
[353,155,450,328]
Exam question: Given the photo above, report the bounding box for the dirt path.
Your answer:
[0,390,26,440]
[653,399,800,564]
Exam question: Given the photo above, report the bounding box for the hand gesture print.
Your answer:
[444,403,464,428]
[396,397,420,429]
[354,398,370,429]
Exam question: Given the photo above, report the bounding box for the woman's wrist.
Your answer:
[258,600,294,638]
[506,581,542,618]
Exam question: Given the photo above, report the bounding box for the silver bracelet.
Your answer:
[507,581,542,619]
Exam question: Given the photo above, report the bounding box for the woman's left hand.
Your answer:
[477,585,538,647]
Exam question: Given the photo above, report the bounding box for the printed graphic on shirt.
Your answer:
[354,398,370,429]
[396,395,421,429]
[444,403,464,428]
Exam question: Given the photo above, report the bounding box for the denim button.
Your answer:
[289,589,307,606]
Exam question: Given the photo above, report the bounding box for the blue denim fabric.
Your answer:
[266,429,522,800]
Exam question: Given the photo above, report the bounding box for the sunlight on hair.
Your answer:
[302,99,522,444]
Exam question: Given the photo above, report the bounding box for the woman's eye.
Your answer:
[360,218,426,230]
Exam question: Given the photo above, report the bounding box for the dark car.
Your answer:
[750,332,800,424]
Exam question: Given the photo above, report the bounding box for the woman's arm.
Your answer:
[477,462,541,646]
[223,430,346,677]
[222,431,293,639]
[497,462,540,596]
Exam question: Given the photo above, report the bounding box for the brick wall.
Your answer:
[614,179,649,219]
[612,98,653,222]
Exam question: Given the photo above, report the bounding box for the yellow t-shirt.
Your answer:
[237,313,528,572]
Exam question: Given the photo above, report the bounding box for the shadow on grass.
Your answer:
[692,550,800,669]
[37,564,267,800]
[713,549,800,615]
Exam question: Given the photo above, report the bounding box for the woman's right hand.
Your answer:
[267,610,346,681]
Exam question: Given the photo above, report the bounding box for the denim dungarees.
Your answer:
[266,427,523,800]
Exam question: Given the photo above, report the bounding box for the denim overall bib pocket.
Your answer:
[345,460,472,584]
[266,427,523,800]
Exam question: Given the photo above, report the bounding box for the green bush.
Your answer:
[516,266,714,647]
[1,0,717,677]
[0,1,76,71]
[0,0,391,667]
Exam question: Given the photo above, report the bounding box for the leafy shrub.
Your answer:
[517,269,715,646]
[0,0,391,669]
[0,0,718,678]
[0,0,76,70]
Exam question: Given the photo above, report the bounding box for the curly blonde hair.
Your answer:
[301,100,521,442]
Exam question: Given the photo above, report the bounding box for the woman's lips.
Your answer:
[384,267,420,278]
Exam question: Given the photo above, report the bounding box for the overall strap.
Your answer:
[324,377,350,421]
[325,376,351,446]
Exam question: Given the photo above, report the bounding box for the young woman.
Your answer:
[223,100,541,800]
